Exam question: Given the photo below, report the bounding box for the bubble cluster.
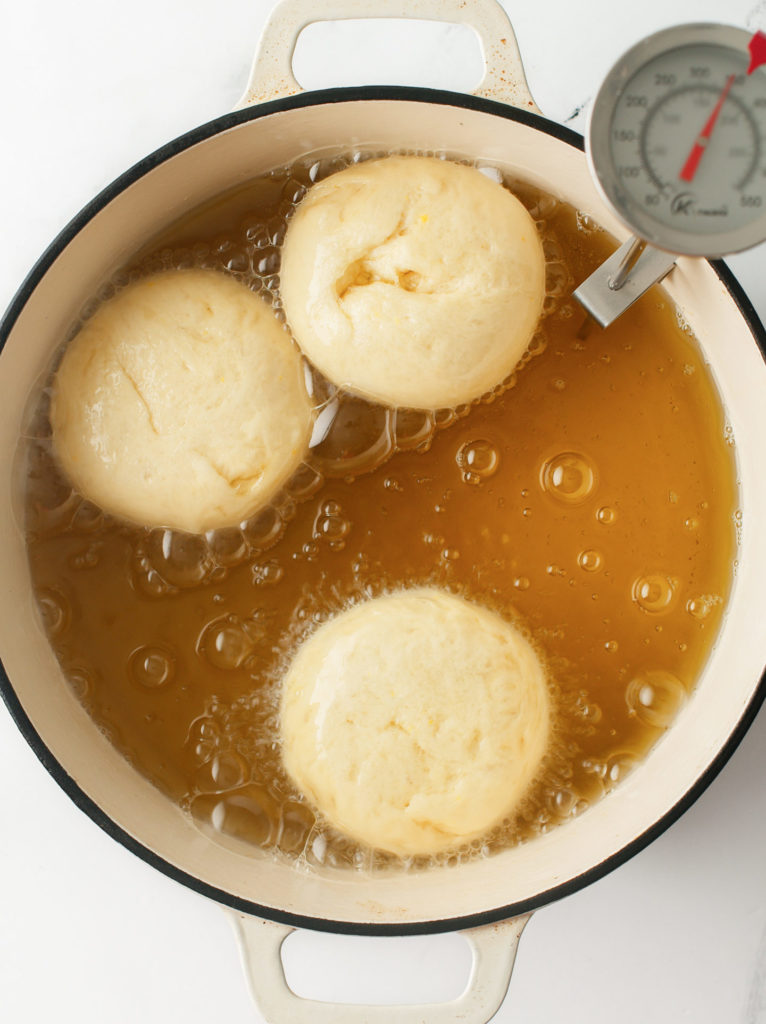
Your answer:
[313,500,351,550]
[67,542,103,571]
[187,716,222,763]
[251,560,284,587]
[686,594,721,621]
[540,236,573,319]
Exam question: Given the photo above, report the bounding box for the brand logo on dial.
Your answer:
[671,192,695,216]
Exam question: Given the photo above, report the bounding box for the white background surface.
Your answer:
[1,1,765,1021]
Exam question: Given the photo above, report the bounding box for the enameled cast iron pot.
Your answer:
[1,2,765,1020]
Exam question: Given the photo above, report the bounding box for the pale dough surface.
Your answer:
[279,156,545,410]
[280,588,551,857]
[51,269,312,533]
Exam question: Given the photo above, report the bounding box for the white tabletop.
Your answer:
[1,1,765,1021]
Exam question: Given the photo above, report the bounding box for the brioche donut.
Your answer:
[50,269,312,533]
[279,588,551,857]
[279,156,545,410]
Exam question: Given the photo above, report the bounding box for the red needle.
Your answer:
[679,73,736,182]
[747,30,766,75]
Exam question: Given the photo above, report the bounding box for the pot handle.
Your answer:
[236,0,540,113]
[232,911,531,1024]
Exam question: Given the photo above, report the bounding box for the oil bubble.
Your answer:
[310,396,394,478]
[242,506,283,550]
[195,750,249,793]
[577,549,603,573]
[456,439,500,484]
[308,831,328,866]
[128,644,175,689]
[526,332,548,358]
[549,788,577,817]
[325,834,368,869]
[193,785,278,848]
[197,615,259,670]
[394,408,435,451]
[573,693,602,725]
[148,530,213,588]
[433,407,457,430]
[37,587,70,637]
[71,501,104,533]
[540,452,596,504]
[68,667,93,703]
[596,505,616,525]
[632,574,676,614]
[281,177,307,206]
[239,218,268,245]
[529,194,560,220]
[513,576,531,591]
[285,463,324,501]
[29,485,80,540]
[625,669,686,728]
[224,251,249,275]
[207,527,248,568]
[279,800,316,854]
[604,752,637,786]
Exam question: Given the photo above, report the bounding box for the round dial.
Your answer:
[588,24,766,256]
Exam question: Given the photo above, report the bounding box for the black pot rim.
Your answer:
[1,83,765,938]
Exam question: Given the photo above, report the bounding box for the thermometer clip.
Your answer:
[573,237,676,329]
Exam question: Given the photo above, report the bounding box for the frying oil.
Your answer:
[24,152,738,872]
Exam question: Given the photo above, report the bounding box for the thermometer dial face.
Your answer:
[588,24,766,256]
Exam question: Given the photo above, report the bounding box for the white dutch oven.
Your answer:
[1,2,765,1021]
